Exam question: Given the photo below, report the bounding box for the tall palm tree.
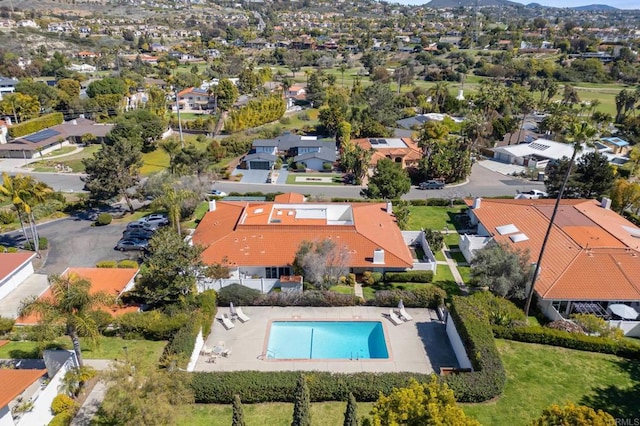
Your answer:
[427,82,449,113]
[19,274,114,367]
[0,173,31,246]
[21,176,52,254]
[151,184,196,237]
[524,121,597,316]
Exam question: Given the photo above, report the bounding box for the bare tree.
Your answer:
[294,240,350,289]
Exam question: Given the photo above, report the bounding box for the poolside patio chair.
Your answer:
[386,309,403,326]
[399,307,413,322]
[221,348,232,358]
[200,345,213,356]
[235,307,250,323]
[218,313,235,330]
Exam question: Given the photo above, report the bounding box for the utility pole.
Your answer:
[174,88,184,148]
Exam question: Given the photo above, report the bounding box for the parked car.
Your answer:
[418,180,445,190]
[126,221,157,231]
[207,189,228,198]
[515,189,548,199]
[139,213,169,226]
[122,229,155,240]
[114,238,149,251]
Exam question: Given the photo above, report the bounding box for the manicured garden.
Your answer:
[406,206,467,231]
[29,144,101,173]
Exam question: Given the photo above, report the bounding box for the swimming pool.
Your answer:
[266,321,389,360]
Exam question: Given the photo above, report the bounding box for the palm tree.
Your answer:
[338,64,348,87]
[151,184,196,237]
[0,173,31,246]
[19,274,114,367]
[524,121,597,316]
[21,176,52,254]
[427,82,449,113]
[159,138,182,175]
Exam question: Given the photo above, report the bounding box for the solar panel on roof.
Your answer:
[370,139,378,145]
[529,142,550,151]
[23,129,61,143]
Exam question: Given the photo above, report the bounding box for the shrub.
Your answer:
[0,209,16,224]
[322,162,332,171]
[95,213,112,226]
[48,411,73,426]
[441,295,506,402]
[571,313,623,339]
[8,113,64,138]
[51,394,77,415]
[362,271,383,286]
[190,371,434,404]
[196,290,217,336]
[467,291,526,327]
[117,260,139,269]
[0,316,15,335]
[161,319,200,368]
[295,162,306,170]
[88,310,113,333]
[23,237,48,251]
[384,271,433,283]
[115,311,190,340]
[279,117,291,125]
[374,286,445,309]
[96,260,117,268]
[217,284,261,306]
[424,229,444,252]
[254,290,360,307]
[493,325,640,359]
[32,199,65,220]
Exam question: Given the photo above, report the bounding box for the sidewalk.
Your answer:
[70,381,107,426]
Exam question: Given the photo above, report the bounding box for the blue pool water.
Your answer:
[266,321,389,359]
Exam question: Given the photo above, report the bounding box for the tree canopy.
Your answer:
[545,151,615,199]
[530,403,615,426]
[361,158,411,200]
[470,242,531,300]
[293,239,350,289]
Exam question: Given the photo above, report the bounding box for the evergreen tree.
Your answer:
[291,375,311,426]
[361,158,411,200]
[232,394,246,426]
[343,392,358,426]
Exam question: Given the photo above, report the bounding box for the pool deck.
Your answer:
[194,306,458,374]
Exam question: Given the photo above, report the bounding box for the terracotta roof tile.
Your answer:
[469,198,640,301]
[0,369,47,408]
[0,252,35,282]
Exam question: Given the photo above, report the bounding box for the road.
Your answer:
[5,162,544,199]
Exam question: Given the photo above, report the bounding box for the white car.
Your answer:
[515,189,548,200]
[207,189,228,198]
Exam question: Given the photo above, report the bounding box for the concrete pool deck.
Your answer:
[194,306,459,374]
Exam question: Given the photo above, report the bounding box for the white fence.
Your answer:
[445,314,473,370]
[401,231,437,273]
[198,278,280,293]
[187,329,204,372]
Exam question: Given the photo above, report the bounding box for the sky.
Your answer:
[394,0,638,9]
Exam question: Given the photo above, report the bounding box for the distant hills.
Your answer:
[424,0,619,9]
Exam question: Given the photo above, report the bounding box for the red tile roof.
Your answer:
[192,197,413,269]
[468,198,640,300]
[0,369,46,408]
[0,252,35,283]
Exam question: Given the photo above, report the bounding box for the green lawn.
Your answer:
[432,263,461,296]
[434,250,446,262]
[329,285,354,295]
[406,206,468,232]
[29,144,101,173]
[448,251,467,265]
[140,133,212,176]
[463,339,640,425]
[443,233,459,247]
[42,146,78,157]
[457,265,471,284]
[176,401,375,426]
[0,337,166,361]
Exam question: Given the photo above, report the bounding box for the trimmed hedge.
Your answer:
[162,318,200,367]
[384,271,433,283]
[95,213,112,226]
[117,260,138,269]
[442,295,506,402]
[114,311,190,340]
[217,284,262,307]
[254,290,360,307]
[190,371,433,404]
[374,286,445,309]
[96,260,117,268]
[493,325,640,359]
[8,113,64,138]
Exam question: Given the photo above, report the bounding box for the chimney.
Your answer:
[386,201,393,215]
[601,197,611,210]
[208,200,216,212]
[373,248,385,265]
[72,119,77,125]
[79,114,85,119]
[472,197,482,209]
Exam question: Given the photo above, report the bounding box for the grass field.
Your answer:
[0,337,166,361]
[29,144,101,173]
[406,206,468,231]
[285,173,343,185]
[172,340,639,425]
[140,133,211,176]
[463,339,640,425]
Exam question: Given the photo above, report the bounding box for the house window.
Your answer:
[265,267,291,278]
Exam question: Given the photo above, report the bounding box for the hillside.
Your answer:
[573,4,619,10]
[425,0,520,7]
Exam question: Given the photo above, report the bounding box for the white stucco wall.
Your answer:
[445,314,473,370]
[0,406,14,426]
[0,259,34,301]
[187,329,204,372]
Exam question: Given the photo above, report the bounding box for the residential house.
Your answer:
[68,64,97,73]
[0,252,36,301]
[192,193,414,292]
[0,368,47,426]
[491,138,592,170]
[599,137,630,155]
[77,51,100,59]
[242,134,336,170]
[245,38,272,49]
[459,197,640,336]
[396,113,464,130]
[0,117,114,159]
[352,137,423,170]
[177,87,212,110]
[0,76,19,100]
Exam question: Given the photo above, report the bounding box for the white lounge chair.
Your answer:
[218,313,235,330]
[387,309,403,326]
[235,307,250,323]
[200,345,213,355]
[399,308,413,322]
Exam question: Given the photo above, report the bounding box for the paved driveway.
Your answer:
[234,169,270,184]
[0,214,137,276]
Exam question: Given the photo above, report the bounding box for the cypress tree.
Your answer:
[232,394,246,426]
[343,392,358,426]
[291,374,311,426]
